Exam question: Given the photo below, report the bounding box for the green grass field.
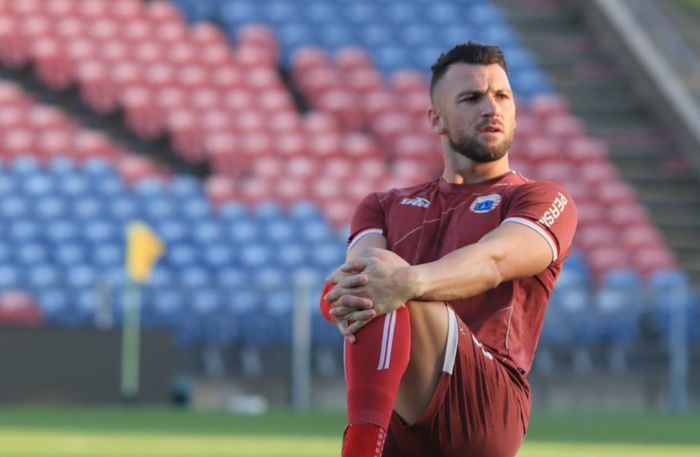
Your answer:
[0,407,698,456]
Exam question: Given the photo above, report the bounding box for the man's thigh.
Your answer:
[385,309,530,457]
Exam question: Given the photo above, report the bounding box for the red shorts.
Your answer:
[382,308,531,457]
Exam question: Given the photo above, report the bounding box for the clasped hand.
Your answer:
[324,248,415,342]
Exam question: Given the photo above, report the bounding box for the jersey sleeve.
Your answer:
[348,192,387,250]
[502,182,577,263]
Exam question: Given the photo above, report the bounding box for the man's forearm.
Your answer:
[407,242,503,302]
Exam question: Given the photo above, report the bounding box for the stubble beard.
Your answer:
[448,128,513,163]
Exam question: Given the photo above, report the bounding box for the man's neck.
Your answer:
[442,156,510,184]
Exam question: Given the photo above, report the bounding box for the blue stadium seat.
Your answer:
[264,219,296,245]
[55,242,87,267]
[34,196,66,221]
[216,266,249,289]
[0,174,18,196]
[16,242,49,266]
[9,220,40,242]
[45,219,79,245]
[219,201,249,222]
[202,242,235,269]
[0,196,28,219]
[27,263,60,290]
[227,219,259,244]
[22,173,54,197]
[179,265,210,289]
[240,243,272,268]
[192,219,224,245]
[288,200,323,222]
[93,242,123,267]
[277,243,307,270]
[157,219,189,244]
[596,286,641,344]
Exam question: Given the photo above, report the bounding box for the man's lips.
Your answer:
[478,125,503,133]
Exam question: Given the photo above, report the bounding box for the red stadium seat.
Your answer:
[0,17,29,67]
[607,202,651,229]
[390,71,428,96]
[342,132,381,160]
[167,108,206,162]
[587,246,632,281]
[1,129,35,159]
[574,224,620,251]
[122,85,162,139]
[530,93,569,118]
[304,111,341,135]
[238,176,273,206]
[335,47,375,71]
[323,157,354,180]
[292,47,332,77]
[199,43,232,70]
[596,180,637,206]
[574,200,606,228]
[566,137,609,164]
[269,111,303,135]
[45,0,78,19]
[522,136,563,165]
[275,131,308,159]
[402,91,431,119]
[56,17,86,43]
[620,225,667,251]
[0,290,43,327]
[633,247,678,276]
[111,0,143,23]
[534,161,575,184]
[579,161,620,185]
[237,24,279,63]
[73,129,119,160]
[345,68,384,96]
[317,89,362,131]
[32,38,75,90]
[205,132,239,176]
[274,177,310,206]
[146,0,185,26]
[191,22,229,47]
[116,154,164,184]
[354,158,389,185]
[37,129,73,161]
[309,132,342,160]
[545,113,585,141]
[323,198,356,227]
[206,174,238,207]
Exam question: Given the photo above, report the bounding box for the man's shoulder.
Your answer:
[366,179,438,205]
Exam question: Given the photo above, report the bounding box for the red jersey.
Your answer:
[349,171,577,375]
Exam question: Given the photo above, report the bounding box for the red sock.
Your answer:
[342,307,411,457]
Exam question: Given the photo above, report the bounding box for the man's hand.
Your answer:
[325,248,416,338]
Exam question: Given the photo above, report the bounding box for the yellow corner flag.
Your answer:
[126,221,165,283]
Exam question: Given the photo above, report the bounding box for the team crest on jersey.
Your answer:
[400,197,430,208]
[470,194,502,213]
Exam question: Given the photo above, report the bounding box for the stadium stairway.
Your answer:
[495,0,700,290]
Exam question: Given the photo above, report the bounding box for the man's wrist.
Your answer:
[399,265,424,300]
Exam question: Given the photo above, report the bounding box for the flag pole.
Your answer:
[121,278,142,399]
[121,221,165,401]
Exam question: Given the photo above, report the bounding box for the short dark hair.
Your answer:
[430,41,508,97]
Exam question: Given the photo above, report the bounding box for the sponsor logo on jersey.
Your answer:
[470,194,502,213]
[400,197,430,208]
[538,192,568,228]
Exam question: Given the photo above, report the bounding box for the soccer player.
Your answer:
[320,42,577,457]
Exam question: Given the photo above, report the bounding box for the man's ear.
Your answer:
[428,107,446,134]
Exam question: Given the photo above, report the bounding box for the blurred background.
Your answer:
[0,0,698,456]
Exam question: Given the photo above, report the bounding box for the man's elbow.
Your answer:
[485,257,506,290]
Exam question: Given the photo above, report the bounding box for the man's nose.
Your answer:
[480,94,499,116]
